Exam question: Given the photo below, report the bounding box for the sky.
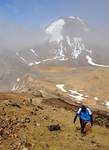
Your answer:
[0,0,109,29]
[0,0,109,51]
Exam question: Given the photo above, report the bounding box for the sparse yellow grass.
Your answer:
[22,66,109,112]
[0,95,109,150]
[32,65,75,73]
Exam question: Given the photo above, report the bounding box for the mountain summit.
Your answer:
[17,16,109,67]
[17,16,93,66]
[44,16,92,61]
[46,16,90,44]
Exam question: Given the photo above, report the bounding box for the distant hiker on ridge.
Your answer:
[73,105,93,134]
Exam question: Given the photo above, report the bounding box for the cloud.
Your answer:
[85,30,109,48]
[0,17,109,53]
[0,19,48,51]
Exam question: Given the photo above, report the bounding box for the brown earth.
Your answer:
[0,92,109,150]
[19,65,109,112]
[0,65,109,149]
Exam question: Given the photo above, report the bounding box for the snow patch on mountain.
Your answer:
[28,61,41,66]
[34,61,41,65]
[12,77,21,91]
[94,97,99,101]
[66,37,92,59]
[69,90,84,101]
[16,51,41,66]
[46,19,65,43]
[12,85,19,91]
[54,42,67,61]
[56,84,67,92]
[42,58,56,62]
[16,52,27,63]
[69,16,75,19]
[56,84,84,102]
[56,84,106,105]
[66,36,71,47]
[105,101,109,109]
[17,78,20,82]
[86,55,109,67]
[30,49,39,57]
[76,17,84,23]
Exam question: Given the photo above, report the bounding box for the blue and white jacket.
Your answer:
[77,107,92,122]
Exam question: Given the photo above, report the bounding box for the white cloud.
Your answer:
[0,19,48,51]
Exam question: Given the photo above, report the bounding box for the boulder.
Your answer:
[48,124,61,131]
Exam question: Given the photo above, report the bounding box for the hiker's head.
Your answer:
[81,105,86,112]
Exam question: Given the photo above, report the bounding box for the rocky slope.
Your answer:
[0,92,109,150]
[15,65,109,114]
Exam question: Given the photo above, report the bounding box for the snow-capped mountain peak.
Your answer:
[45,16,90,44]
[46,19,65,43]
[16,16,109,67]
[69,16,76,19]
[44,17,92,60]
[68,37,92,59]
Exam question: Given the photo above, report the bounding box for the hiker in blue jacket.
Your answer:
[73,105,93,133]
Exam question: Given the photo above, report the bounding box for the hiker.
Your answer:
[73,105,93,134]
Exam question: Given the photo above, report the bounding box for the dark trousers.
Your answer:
[80,118,88,133]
